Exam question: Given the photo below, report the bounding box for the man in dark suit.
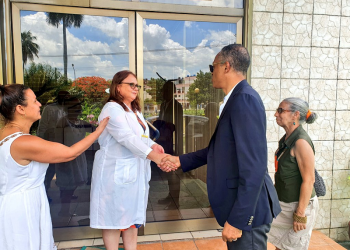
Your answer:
[160,44,281,250]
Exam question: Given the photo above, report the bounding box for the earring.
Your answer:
[293,122,295,125]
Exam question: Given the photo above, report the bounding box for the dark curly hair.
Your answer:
[0,84,29,124]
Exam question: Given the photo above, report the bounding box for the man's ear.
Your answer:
[224,62,230,72]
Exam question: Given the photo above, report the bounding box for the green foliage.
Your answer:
[183,109,205,116]
[145,78,164,104]
[186,71,224,107]
[68,86,85,101]
[21,30,40,65]
[69,76,110,126]
[144,98,157,105]
[79,100,102,126]
[46,13,84,28]
[24,62,69,105]
[46,13,84,79]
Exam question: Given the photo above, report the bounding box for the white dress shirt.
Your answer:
[219,84,237,117]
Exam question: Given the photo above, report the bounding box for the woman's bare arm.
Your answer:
[293,139,315,215]
[292,138,315,232]
[11,117,110,165]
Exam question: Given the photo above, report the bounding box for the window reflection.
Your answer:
[143,19,235,219]
[20,9,237,226]
[119,0,244,8]
[53,97,92,217]
[21,10,128,228]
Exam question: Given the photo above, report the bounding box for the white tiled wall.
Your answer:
[252,0,350,241]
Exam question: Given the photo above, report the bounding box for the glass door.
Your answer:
[11,3,243,235]
[137,12,242,223]
[12,3,135,229]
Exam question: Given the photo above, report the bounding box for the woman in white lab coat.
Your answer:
[90,70,166,250]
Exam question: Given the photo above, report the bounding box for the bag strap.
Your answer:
[274,145,288,172]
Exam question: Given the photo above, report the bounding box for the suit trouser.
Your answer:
[227,223,271,250]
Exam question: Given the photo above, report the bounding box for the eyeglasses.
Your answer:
[121,82,141,90]
[276,108,293,114]
[209,61,225,73]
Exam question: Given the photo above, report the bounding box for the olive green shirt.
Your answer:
[275,125,316,203]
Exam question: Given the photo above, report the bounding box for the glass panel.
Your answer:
[119,0,244,8]
[143,19,236,221]
[20,10,129,228]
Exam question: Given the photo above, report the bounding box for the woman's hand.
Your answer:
[293,221,307,232]
[293,210,307,232]
[159,155,180,172]
[95,117,110,134]
[151,143,164,154]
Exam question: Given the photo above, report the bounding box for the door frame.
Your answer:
[135,12,242,111]
[9,2,244,240]
[12,2,136,84]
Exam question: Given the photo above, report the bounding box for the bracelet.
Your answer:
[293,212,307,224]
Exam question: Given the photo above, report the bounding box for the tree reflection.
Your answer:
[46,13,84,80]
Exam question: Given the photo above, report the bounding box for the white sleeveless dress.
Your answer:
[0,132,57,250]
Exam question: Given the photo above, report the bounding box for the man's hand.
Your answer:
[222,221,242,243]
[158,155,181,172]
[151,144,164,154]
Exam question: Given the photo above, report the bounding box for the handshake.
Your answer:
[151,144,181,172]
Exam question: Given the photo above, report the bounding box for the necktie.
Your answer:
[134,112,146,132]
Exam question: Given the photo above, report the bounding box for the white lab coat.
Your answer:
[90,102,155,229]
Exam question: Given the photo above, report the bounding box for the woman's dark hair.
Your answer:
[107,70,141,112]
[0,84,29,123]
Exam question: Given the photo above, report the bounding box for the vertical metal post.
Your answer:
[72,63,76,80]
[0,0,6,85]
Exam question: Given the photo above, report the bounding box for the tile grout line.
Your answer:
[57,230,224,249]
[59,230,347,249]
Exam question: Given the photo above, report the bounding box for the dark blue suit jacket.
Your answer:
[180,80,281,231]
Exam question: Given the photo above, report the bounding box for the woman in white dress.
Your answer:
[0,84,109,250]
[90,70,167,250]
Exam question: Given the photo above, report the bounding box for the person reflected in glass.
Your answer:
[157,80,183,155]
[0,84,109,250]
[267,98,319,250]
[154,80,183,204]
[54,97,92,216]
[202,102,219,146]
[90,70,168,250]
[37,90,70,202]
